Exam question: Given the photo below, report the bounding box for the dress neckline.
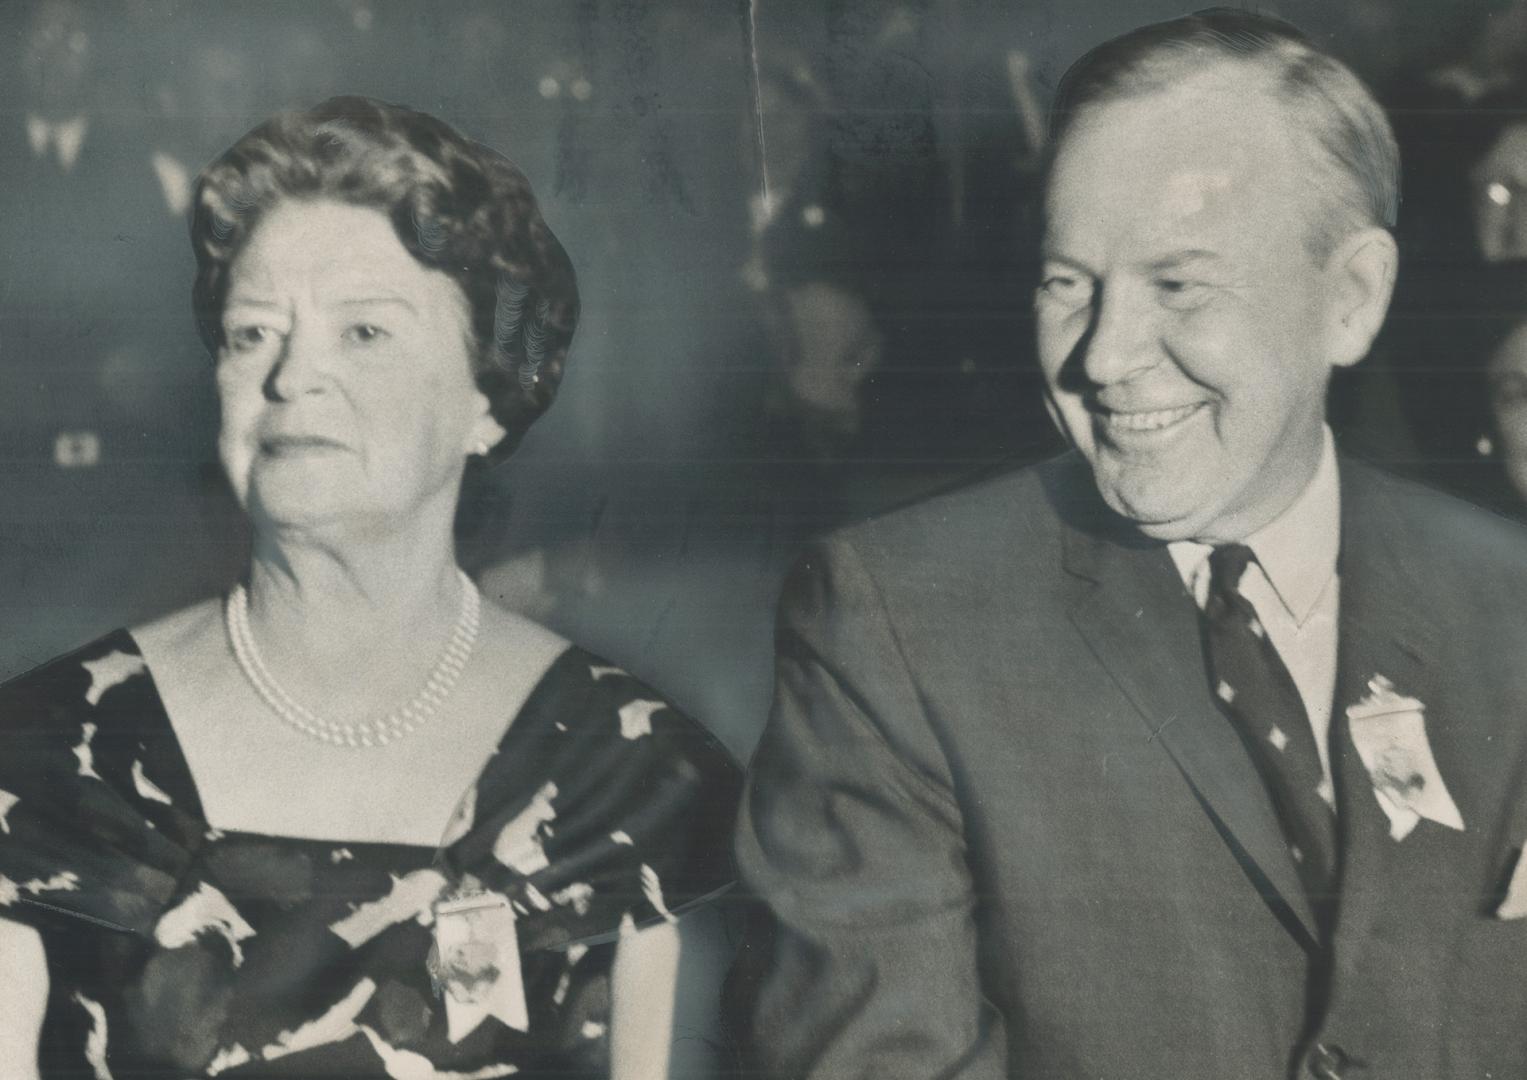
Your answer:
[99,627,580,852]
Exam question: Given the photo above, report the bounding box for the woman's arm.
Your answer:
[0,917,47,1080]
[609,906,729,1080]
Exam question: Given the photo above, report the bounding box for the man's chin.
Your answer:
[1095,480,1209,542]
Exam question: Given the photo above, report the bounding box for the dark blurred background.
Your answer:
[4,0,1527,757]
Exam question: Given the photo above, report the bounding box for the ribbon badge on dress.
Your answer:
[1345,674,1464,841]
[429,887,530,1042]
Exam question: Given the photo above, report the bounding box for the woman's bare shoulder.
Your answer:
[474,596,571,678]
[131,596,223,654]
[129,597,229,695]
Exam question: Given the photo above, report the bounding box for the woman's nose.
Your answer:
[264,325,330,401]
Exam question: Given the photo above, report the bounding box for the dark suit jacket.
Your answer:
[735,452,1527,1080]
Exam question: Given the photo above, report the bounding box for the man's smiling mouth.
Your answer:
[1097,402,1206,434]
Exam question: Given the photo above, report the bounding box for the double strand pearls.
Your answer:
[225,570,481,748]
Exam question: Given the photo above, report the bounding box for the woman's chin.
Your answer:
[246,477,371,534]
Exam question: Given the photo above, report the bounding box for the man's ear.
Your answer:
[1324,226,1398,370]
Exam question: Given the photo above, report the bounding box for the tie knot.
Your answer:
[1208,543,1256,594]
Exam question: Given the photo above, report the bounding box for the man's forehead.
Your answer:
[1043,161,1261,263]
[1157,170,1235,219]
[1043,72,1304,255]
[1065,71,1295,165]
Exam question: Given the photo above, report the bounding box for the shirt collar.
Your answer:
[1168,427,1340,625]
[25,114,49,157]
[25,113,88,171]
[53,116,87,172]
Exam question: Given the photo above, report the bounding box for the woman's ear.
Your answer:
[467,395,508,458]
[1325,226,1399,370]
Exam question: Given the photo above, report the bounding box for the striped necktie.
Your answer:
[1203,543,1337,910]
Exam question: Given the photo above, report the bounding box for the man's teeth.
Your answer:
[1103,403,1201,432]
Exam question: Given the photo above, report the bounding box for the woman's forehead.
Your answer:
[228,200,460,306]
[236,201,398,266]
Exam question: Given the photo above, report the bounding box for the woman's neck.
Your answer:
[238,516,470,721]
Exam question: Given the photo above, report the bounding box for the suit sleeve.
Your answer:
[734,538,1008,1079]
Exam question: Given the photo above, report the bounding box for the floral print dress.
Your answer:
[0,631,740,1078]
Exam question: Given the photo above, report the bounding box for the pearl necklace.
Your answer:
[225,571,481,748]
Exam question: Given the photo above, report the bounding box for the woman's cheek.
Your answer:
[215,398,260,501]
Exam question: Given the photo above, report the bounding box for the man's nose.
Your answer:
[1077,284,1158,387]
[264,324,330,401]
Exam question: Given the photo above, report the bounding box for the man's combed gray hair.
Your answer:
[1048,7,1399,259]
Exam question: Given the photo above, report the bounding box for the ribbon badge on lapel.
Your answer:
[428,886,530,1042]
[1345,675,1464,841]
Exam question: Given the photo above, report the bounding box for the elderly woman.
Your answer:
[0,97,739,1079]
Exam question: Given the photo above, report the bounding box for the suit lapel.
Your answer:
[1058,488,1321,947]
[1327,463,1527,843]
[1332,462,1442,714]
[1329,462,1453,946]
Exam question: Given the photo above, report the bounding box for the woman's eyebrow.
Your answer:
[222,296,285,313]
[1038,250,1094,274]
[332,295,419,314]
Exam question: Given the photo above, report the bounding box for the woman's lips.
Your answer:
[259,434,348,455]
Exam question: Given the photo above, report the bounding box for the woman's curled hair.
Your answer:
[191,95,579,458]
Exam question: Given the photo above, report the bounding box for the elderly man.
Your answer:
[736,9,1527,1079]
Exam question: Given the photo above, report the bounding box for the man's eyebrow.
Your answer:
[1142,249,1224,273]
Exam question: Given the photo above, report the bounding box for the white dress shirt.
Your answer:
[1168,428,1341,805]
[26,114,88,173]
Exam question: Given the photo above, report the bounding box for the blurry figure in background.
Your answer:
[1401,258,1527,515]
[4,0,108,445]
[1392,75,1527,267]
[919,4,1058,470]
[1411,0,1527,106]
[1325,4,1527,471]
[19,0,91,173]
[1487,302,1527,503]
[135,1,352,220]
[761,280,883,460]
[1373,17,1527,477]
[744,61,884,464]
[1465,83,1527,261]
[0,0,230,676]
[742,10,934,464]
[742,8,1058,478]
[1388,0,1527,267]
[459,4,795,767]
[146,45,260,218]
